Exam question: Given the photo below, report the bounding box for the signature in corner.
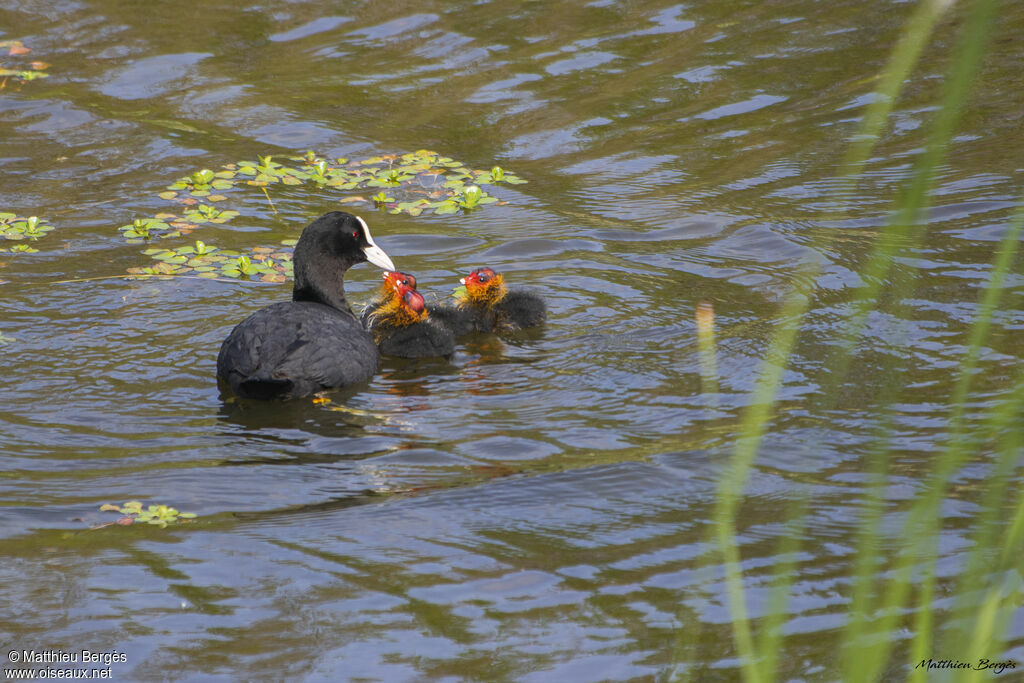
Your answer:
[915,658,1017,675]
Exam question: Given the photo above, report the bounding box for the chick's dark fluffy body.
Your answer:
[361,301,455,359]
[431,289,546,335]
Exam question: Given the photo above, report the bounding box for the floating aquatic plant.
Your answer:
[3,244,39,253]
[1,213,54,240]
[119,217,173,241]
[1,213,53,252]
[127,239,296,282]
[432,184,499,215]
[124,149,526,278]
[99,500,196,528]
[150,149,525,221]
[182,203,240,225]
[163,168,236,198]
[118,206,239,243]
[0,40,49,88]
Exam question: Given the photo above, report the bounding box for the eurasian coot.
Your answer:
[362,271,455,358]
[217,211,395,399]
[431,267,546,335]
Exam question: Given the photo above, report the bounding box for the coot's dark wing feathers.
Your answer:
[218,301,379,398]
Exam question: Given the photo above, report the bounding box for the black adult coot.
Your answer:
[430,267,546,335]
[362,271,455,358]
[217,211,395,399]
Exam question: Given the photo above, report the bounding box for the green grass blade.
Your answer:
[839,0,956,187]
[755,496,808,679]
[713,0,959,676]
[832,0,1001,680]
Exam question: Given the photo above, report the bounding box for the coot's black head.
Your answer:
[292,211,396,311]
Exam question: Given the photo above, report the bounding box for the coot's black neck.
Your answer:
[292,278,351,314]
[291,252,361,315]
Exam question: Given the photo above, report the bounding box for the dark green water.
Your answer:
[2,0,1022,680]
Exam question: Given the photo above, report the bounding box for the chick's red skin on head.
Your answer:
[430,267,546,335]
[360,271,418,327]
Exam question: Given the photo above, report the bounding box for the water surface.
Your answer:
[2,0,1022,680]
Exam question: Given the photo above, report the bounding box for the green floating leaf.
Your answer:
[2,213,54,248]
[462,185,483,208]
[191,169,215,186]
[99,500,196,527]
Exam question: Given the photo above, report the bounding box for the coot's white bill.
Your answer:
[357,216,395,271]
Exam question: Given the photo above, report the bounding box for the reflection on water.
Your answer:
[2,0,1022,679]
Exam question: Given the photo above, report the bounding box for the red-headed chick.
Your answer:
[362,272,455,359]
[430,267,546,335]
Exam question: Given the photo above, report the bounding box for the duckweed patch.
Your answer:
[98,500,196,528]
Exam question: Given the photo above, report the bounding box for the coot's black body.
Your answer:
[217,211,395,399]
[370,311,456,359]
[218,301,379,399]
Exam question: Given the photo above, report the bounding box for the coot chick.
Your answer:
[217,211,395,399]
[363,272,455,359]
[432,267,546,335]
